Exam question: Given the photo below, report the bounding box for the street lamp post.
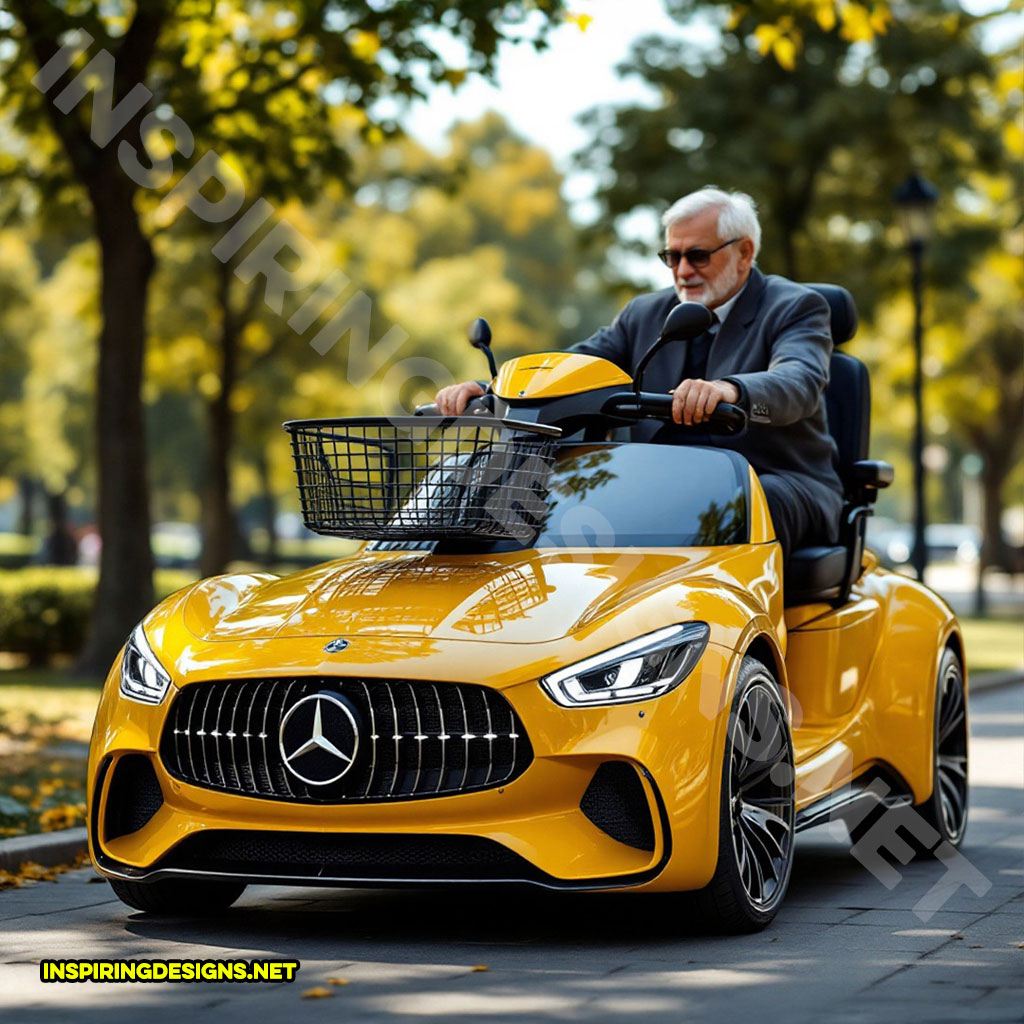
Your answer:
[894,173,939,583]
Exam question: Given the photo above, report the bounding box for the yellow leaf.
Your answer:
[839,3,875,43]
[869,4,891,35]
[350,30,380,61]
[565,12,594,33]
[754,24,781,55]
[326,977,350,986]
[301,986,335,999]
[773,36,797,71]
[470,965,489,972]
[814,1,836,32]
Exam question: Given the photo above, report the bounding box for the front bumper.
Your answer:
[88,642,736,893]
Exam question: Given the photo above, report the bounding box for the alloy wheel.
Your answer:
[935,656,968,841]
[727,680,795,910]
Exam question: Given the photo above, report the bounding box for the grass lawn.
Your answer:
[959,615,1024,674]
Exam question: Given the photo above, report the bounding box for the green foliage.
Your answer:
[578,1,1014,313]
[0,567,195,664]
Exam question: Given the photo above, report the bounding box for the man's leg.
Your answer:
[758,473,818,562]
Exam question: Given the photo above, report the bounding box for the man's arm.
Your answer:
[720,288,832,427]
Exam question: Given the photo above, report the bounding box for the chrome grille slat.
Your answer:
[456,685,471,792]
[225,681,245,791]
[408,681,423,795]
[482,689,495,786]
[244,680,261,795]
[210,685,231,789]
[159,678,530,804]
[197,684,216,785]
[387,681,400,797]
[432,684,447,795]
[276,679,298,799]
[359,680,377,798]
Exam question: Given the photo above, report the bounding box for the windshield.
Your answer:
[375,442,750,552]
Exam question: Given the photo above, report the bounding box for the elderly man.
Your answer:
[435,186,843,560]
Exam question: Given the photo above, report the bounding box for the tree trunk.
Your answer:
[42,490,78,565]
[18,476,34,536]
[199,263,240,578]
[256,449,278,568]
[78,183,156,673]
[979,452,1010,572]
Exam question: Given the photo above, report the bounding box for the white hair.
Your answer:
[661,186,762,259]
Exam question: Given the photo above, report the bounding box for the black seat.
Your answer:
[784,284,893,607]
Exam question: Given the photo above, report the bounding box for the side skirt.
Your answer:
[794,766,913,834]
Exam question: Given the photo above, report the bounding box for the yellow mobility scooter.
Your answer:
[88,285,966,931]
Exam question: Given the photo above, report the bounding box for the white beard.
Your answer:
[674,255,741,309]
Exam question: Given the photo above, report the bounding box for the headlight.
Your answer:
[540,623,710,707]
[120,622,172,704]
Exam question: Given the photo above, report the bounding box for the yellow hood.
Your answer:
[182,550,722,646]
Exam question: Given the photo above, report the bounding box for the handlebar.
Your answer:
[414,395,493,417]
[602,392,747,435]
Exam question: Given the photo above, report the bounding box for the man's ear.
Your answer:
[737,237,756,272]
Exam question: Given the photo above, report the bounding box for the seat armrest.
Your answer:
[852,460,894,490]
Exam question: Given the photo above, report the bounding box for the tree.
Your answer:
[0,0,567,669]
[576,1,1011,314]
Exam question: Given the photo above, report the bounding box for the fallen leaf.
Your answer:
[326,978,349,986]
[470,965,489,972]
[302,987,335,999]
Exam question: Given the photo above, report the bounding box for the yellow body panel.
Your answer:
[492,352,632,400]
[88,472,960,894]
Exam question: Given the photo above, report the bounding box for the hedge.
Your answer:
[0,568,196,665]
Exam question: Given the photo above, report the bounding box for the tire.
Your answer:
[694,656,795,933]
[848,646,968,857]
[108,877,246,915]
[914,646,969,853]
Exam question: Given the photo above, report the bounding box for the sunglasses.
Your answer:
[657,237,741,269]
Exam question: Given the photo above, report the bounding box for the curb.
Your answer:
[970,668,1024,694]
[0,827,87,873]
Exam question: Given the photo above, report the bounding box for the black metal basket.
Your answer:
[283,416,561,541]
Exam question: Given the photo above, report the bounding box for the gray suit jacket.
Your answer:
[571,267,844,526]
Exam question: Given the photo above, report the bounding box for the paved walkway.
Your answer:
[1,683,1021,1024]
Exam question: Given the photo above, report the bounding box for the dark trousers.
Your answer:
[759,472,839,563]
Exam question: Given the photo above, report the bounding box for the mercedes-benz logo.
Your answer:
[279,693,359,786]
[324,638,349,653]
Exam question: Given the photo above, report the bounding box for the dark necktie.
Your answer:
[683,312,720,381]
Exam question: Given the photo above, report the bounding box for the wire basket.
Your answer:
[283,416,561,541]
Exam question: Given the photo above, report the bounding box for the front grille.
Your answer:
[159,678,532,803]
[157,829,545,882]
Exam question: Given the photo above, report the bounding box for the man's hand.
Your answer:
[435,381,486,416]
[671,379,740,426]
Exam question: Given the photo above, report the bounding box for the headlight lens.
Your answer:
[120,622,172,704]
[540,623,710,707]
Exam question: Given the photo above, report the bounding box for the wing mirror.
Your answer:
[633,302,714,397]
[468,317,498,378]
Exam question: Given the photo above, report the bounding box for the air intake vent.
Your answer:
[157,830,545,882]
[580,762,656,851]
[104,754,164,840]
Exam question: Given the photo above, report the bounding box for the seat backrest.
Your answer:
[805,283,869,490]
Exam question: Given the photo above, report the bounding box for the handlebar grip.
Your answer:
[414,395,493,417]
[602,392,747,436]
